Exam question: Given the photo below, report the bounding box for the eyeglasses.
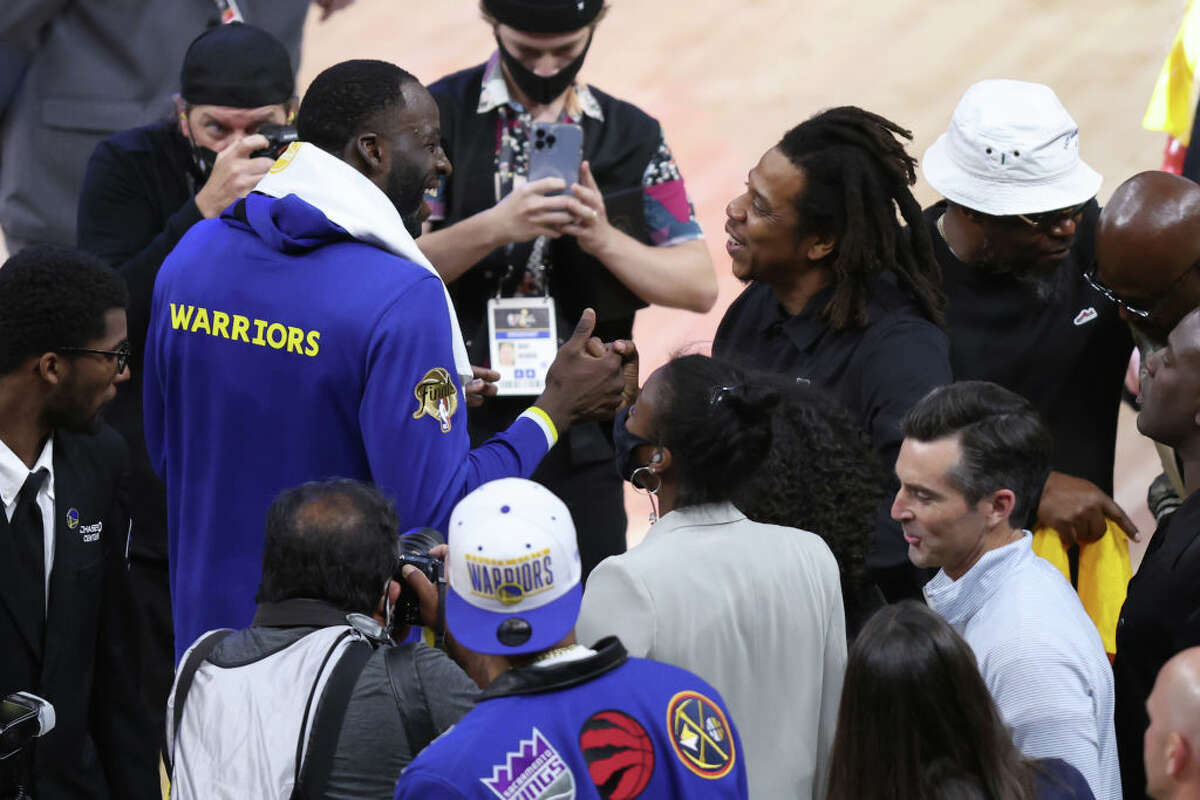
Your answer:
[1014,200,1091,232]
[57,341,131,373]
[1084,259,1200,319]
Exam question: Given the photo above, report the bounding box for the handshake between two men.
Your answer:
[464,306,639,433]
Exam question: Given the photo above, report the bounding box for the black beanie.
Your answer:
[180,22,294,107]
[483,0,604,33]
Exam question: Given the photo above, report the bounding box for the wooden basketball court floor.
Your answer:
[9,1,1186,555]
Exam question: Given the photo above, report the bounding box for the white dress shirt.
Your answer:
[577,502,847,800]
[924,533,1120,800]
[0,436,55,609]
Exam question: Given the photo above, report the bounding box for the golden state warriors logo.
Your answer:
[66,508,80,530]
[413,367,458,433]
[666,690,735,780]
[268,141,302,174]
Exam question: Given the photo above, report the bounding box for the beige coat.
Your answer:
[577,502,846,800]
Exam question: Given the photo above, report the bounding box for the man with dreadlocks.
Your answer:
[922,80,1137,552]
[714,106,951,602]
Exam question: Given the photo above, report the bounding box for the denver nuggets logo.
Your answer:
[268,141,302,174]
[66,508,80,530]
[665,691,735,780]
[412,368,458,433]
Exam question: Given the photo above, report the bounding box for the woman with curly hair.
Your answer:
[733,374,886,635]
[575,354,846,800]
[827,601,1094,800]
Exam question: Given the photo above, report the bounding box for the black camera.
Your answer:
[394,527,445,627]
[251,123,299,160]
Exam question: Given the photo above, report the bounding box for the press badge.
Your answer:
[487,297,557,396]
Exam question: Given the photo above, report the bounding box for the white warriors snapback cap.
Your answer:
[445,478,582,656]
[922,79,1102,216]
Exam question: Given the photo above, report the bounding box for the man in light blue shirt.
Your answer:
[892,380,1119,800]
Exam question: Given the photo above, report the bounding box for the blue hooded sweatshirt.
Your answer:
[144,192,552,660]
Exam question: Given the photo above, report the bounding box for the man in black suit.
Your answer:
[0,245,158,798]
[1116,307,1200,799]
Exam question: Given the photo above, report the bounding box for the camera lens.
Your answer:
[547,135,557,147]
[536,128,545,138]
[535,140,545,149]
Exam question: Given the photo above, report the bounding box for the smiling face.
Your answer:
[891,435,995,580]
[724,147,810,285]
[376,82,452,236]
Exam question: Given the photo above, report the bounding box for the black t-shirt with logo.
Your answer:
[927,200,1133,495]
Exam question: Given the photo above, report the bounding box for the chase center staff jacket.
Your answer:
[144,192,552,660]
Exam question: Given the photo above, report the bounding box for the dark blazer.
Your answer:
[1114,490,1200,799]
[0,425,158,799]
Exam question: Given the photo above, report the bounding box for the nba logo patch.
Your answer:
[579,710,655,799]
[66,508,79,530]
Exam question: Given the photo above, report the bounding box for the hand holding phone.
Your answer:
[528,122,582,194]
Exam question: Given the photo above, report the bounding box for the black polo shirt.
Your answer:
[928,200,1132,495]
[1114,492,1200,799]
[713,273,951,569]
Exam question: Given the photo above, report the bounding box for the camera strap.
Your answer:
[166,628,233,775]
[292,639,373,800]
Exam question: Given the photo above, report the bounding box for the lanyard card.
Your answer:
[488,297,557,396]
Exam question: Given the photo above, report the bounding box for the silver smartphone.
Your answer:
[528,122,583,195]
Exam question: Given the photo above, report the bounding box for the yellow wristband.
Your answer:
[525,406,559,447]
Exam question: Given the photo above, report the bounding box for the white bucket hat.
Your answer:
[922,79,1102,216]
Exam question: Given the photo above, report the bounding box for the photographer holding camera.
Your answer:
[74,20,297,746]
[167,479,478,800]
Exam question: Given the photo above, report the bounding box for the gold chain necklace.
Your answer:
[534,644,584,664]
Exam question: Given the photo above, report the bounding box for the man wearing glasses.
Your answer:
[1092,172,1200,798]
[0,245,158,798]
[922,79,1137,549]
[1093,170,1200,347]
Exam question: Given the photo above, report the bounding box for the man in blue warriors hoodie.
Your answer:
[143,60,632,660]
[393,478,749,800]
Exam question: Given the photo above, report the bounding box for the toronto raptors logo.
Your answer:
[578,710,655,799]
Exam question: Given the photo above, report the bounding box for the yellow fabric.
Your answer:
[1144,0,1200,144]
[1032,521,1132,656]
[526,405,559,445]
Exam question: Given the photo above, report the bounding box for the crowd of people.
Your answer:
[4,1,1200,799]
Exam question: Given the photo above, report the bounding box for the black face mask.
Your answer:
[613,406,654,483]
[180,115,218,185]
[495,31,593,107]
[191,145,219,185]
